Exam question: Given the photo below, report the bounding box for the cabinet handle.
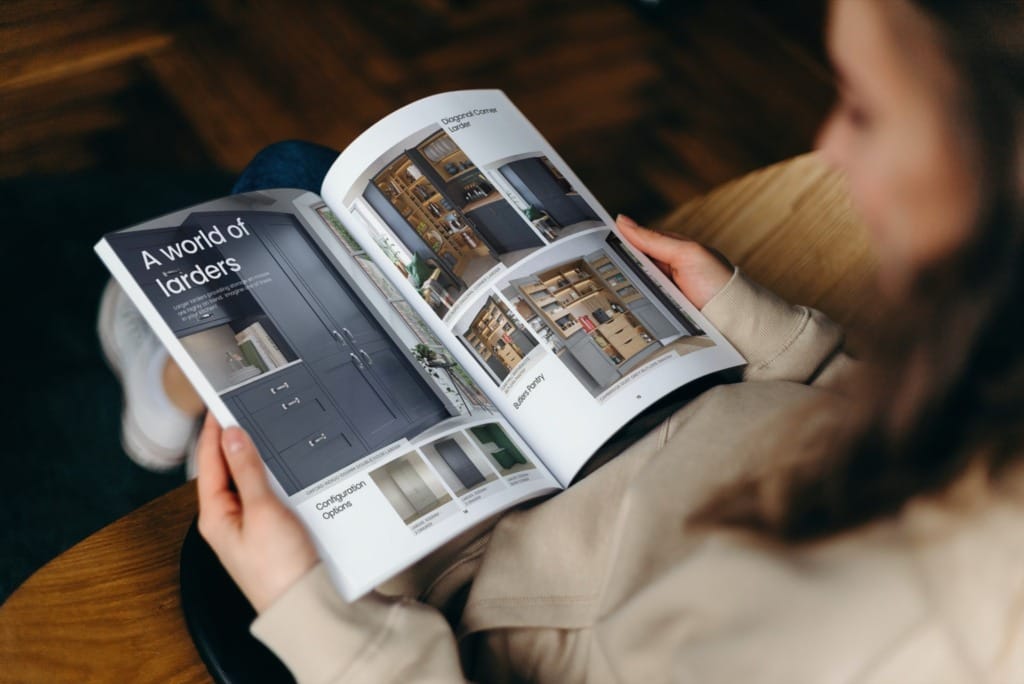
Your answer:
[342,327,356,344]
[281,396,301,411]
[308,432,327,447]
[330,329,348,346]
[270,381,290,395]
[359,349,373,366]
[350,352,364,369]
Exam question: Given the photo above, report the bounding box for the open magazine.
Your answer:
[95,90,744,600]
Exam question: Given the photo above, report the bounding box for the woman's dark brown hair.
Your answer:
[693,0,1024,541]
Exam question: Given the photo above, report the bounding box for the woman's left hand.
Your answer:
[616,214,733,309]
[196,413,319,613]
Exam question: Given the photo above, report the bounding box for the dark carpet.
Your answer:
[0,172,233,602]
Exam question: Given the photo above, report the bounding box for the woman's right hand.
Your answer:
[615,214,733,309]
[196,413,319,614]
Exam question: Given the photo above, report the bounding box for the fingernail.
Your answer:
[223,427,248,454]
[616,214,638,229]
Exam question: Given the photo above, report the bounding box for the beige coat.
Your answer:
[251,271,1024,683]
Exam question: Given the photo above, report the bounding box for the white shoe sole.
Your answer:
[97,280,127,380]
[97,281,193,472]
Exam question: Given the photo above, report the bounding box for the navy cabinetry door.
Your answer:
[499,158,598,228]
[280,426,356,488]
[248,386,335,452]
[465,201,543,254]
[435,438,484,490]
[243,215,450,444]
[256,220,381,347]
[190,210,450,456]
[308,351,405,448]
[189,216,341,364]
[224,362,365,495]
[356,337,449,427]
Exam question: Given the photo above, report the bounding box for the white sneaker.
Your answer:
[97,281,198,472]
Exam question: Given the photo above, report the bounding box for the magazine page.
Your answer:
[320,89,745,486]
[94,189,561,600]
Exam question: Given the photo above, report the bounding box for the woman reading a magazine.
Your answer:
[128,0,1022,679]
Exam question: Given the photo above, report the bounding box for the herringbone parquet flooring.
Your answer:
[1,0,832,221]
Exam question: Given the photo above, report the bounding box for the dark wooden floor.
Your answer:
[1,0,832,222]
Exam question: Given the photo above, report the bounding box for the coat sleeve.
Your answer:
[699,268,851,386]
[251,564,467,684]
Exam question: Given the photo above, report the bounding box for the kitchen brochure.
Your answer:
[94,89,743,601]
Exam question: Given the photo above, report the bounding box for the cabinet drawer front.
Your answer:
[251,389,335,452]
[279,427,360,489]
[599,323,630,341]
[616,336,649,357]
[608,331,634,346]
[235,364,316,413]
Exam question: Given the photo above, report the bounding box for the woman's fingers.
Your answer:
[221,427,274,505]
[194,419,319,613]
[616,214,689,269]
[615,213,733,308]
[197,413,241,541]
[196,413,225,494]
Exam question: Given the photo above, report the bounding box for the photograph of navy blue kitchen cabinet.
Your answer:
[498,156,601,236]
[189,211,453,494]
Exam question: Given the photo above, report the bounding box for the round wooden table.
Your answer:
[0,483,209,681]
